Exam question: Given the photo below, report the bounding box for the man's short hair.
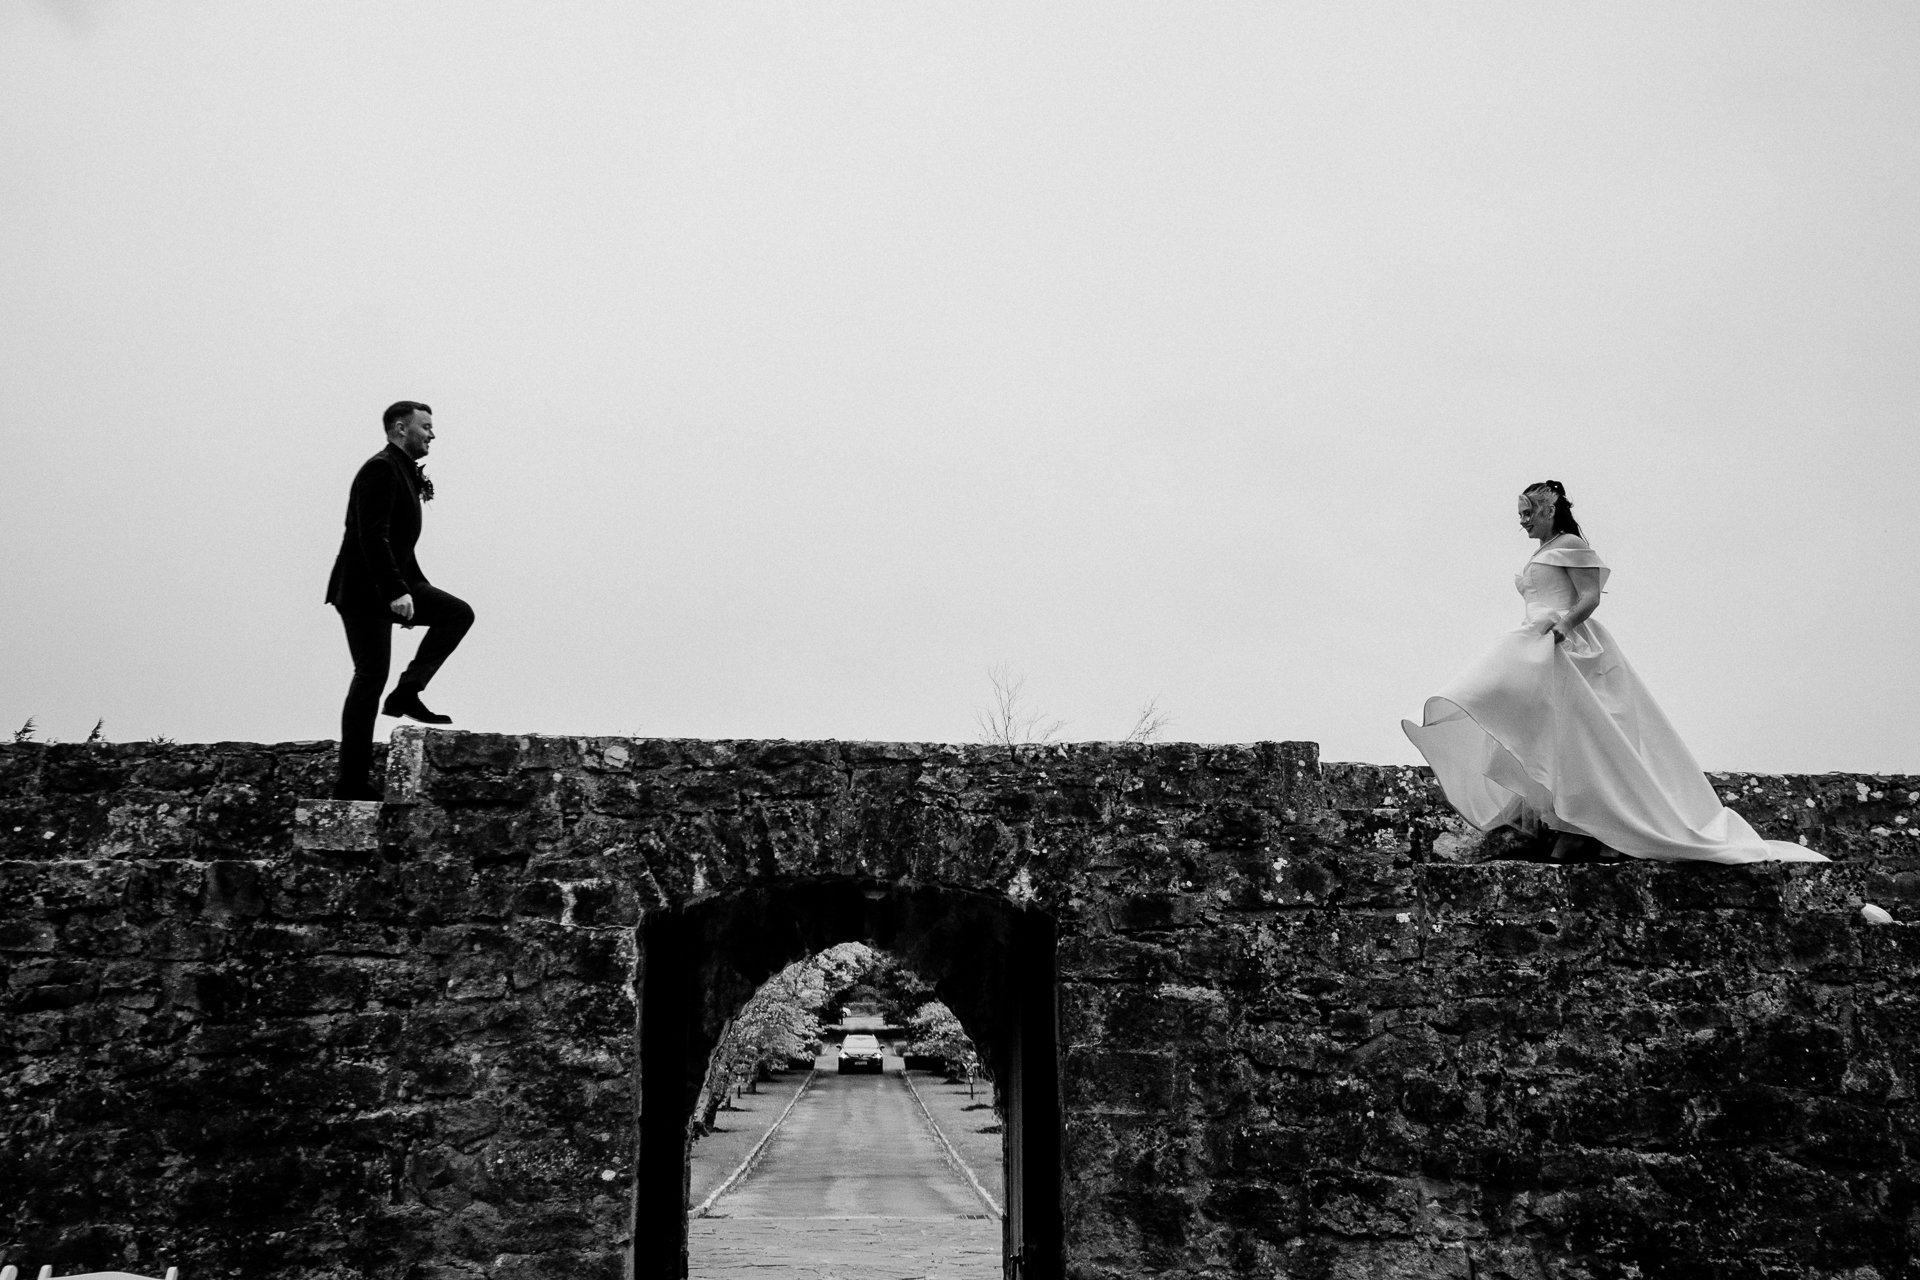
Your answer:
[383,400,432,433]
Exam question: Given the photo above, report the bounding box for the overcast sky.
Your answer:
[3,2,1915,771]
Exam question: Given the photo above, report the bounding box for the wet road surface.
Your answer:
[689,1066,999,1278]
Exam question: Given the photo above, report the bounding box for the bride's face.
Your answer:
[1518,492,1555,539]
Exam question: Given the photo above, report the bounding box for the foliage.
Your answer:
[694,944,969,1133]
[800,941,876,1014]
[695,942,878,1131]
[12,717,36,743]
[822,952,934,1022]
[86,719,106,744]
[905,999,981,1080]
[725,967,822,1081]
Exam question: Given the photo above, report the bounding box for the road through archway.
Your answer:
[688,1063,999,1277]
[635,880,1061,1279]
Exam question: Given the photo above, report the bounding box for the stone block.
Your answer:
[420,725,520,773]
[1203,1178,1304,1240]
[0,918,59,953]
[1066,1048,1184,1114]
[199,860,268,918]
[292,798,382,851]
[1106,890,1203,932]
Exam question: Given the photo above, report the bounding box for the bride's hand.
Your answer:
[1530,616,1561,638]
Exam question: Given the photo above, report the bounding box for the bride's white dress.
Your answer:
[1402,536,1826,864]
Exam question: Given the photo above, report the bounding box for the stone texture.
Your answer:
[292,799,384,852]
[0,732,1916,1279]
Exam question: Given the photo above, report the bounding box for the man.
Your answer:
[325,400,475,800]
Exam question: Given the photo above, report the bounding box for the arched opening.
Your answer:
[683,943,998,1272]
[633,880,1061,1279]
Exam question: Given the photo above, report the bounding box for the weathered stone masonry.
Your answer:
[2,730,1917,1280]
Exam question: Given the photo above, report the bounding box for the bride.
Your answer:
[1402,481,1826,865]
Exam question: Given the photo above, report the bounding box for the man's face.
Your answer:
[390,411,434,459]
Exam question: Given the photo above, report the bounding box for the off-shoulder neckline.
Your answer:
[1527,535,1599,564]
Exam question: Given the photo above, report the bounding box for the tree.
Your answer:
[803,942,876,1014]
[818,947,933,1023]
[693,942,881,1133]
[905,999,982,1090]
[738,983,813,1090]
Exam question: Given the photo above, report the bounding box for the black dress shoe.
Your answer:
[332,780,382,801]
[381,686,453,724]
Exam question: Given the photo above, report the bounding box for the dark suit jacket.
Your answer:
[326,444,429,613]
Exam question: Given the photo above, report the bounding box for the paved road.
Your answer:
[713,1066,984,1218]
[690,1065,1000,1278]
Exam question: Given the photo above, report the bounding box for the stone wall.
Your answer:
[1,730,1916,1280]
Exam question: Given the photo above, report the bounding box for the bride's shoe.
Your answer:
[1550,831,1612,862]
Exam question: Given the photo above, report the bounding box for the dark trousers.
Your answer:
[335,583,475,790]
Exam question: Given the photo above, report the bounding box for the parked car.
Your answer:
[837,1033,885,1074]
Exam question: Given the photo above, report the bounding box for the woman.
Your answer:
[1402,481,1825,864]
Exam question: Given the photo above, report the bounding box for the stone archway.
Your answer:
[634,879,1061,1279]
[8,731,1908,1280]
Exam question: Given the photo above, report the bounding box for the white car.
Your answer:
[837,1033,885,1074]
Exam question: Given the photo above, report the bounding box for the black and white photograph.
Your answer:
[2,4,1916,1278]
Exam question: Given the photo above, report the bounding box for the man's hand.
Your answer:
[390,593,415,623]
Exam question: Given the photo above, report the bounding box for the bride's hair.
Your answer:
[1524,480,1583,537]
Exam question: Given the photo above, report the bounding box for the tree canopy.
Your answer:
[695,943,985,1129]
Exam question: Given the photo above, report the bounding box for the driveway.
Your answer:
[689,1065,1000,1277]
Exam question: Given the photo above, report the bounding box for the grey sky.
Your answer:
[3,2,1915,770]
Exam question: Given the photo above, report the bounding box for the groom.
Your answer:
[325,400,475,800]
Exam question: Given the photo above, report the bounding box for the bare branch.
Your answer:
[974,665,1066,750]
[1123,696,1172,744]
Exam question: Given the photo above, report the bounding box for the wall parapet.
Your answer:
[1,732,1915,1280]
